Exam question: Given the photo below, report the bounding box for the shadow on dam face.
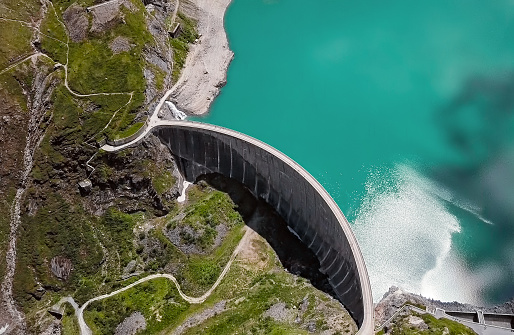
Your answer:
[198,173,336,298]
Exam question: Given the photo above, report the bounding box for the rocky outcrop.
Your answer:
[374,287,429,327]
[114,311,146,335]
[142,0,174,111]
[50,256,72,281]
[87,135,180,216]
[63,4,88,42]
[172,301,226,335]
[109,36,133,54]
[90,0,136,34]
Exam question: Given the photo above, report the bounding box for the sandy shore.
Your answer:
[170,0,234,115]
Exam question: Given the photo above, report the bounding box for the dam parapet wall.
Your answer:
[153,121,373,334]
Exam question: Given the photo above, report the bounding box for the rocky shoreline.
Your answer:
[169,0,234,115]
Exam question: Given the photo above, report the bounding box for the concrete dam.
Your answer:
[153,121,374,334]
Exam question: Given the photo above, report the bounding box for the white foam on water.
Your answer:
[429,184,495,226]
[0,325,8,334]
[420,249,503,305]
[165,101,187,120]
[177,181,192,203]
[353,164,462,302]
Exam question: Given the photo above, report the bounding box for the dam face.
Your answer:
[154,122,373,333]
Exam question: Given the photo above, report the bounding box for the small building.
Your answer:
[96,137,106,147]
[78,179,92,194]
[169,22,181,38]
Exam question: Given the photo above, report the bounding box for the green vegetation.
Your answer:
[0,0,42,296]
[61,302,80,335]
[83,229,356,334]
[112,121,144,140]
[85,278,190,335]
[100,208,141,269]
[181,223,244,293]
[151,170,175,195]
[14,192,103,307]
[143,186,245,295]
[35,0,152,140]
[0,0,41,67]
[67,2,151,95]
[0,0,41,21]
[1,0,206,331]
[170,186,244,250]
[170,13,200,82]
[130,185,246,296]
[385,312,477,335]
[0,21,34,69]
[39,5,68,64]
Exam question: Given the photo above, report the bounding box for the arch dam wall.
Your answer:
[153,121,374,334]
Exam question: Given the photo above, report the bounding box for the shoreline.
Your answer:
[169,0,234,115]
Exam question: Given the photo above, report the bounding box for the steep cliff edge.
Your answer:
[0,0,188,332]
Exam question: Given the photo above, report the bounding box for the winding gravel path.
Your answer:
[53,227,250,335]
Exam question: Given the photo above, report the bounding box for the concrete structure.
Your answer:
[78,179,92,194]
[168,22,181,38]
[444,310,514,334]
[378,305,514,335]
[151,121,374,334]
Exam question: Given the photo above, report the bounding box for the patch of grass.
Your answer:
[112,121,144,139]
[67,40,145,94]
[0,21,34,69]
[170,13,199,82]
[152,170,175,195]
[423,314,477,335]
[171,188,244,250]
[0,0,41,21]
[130,186,246,296]
[39,5,68,64]
[0,69,31,113]
[84,278,191,335]
[85,93,134,139]
[387,312,478,335]
[59,0,153,138]
[100,208,140,269]
[67,2,151,95]
[61,302,80,335]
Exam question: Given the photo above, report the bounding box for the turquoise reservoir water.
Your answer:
[195,0,514,304]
